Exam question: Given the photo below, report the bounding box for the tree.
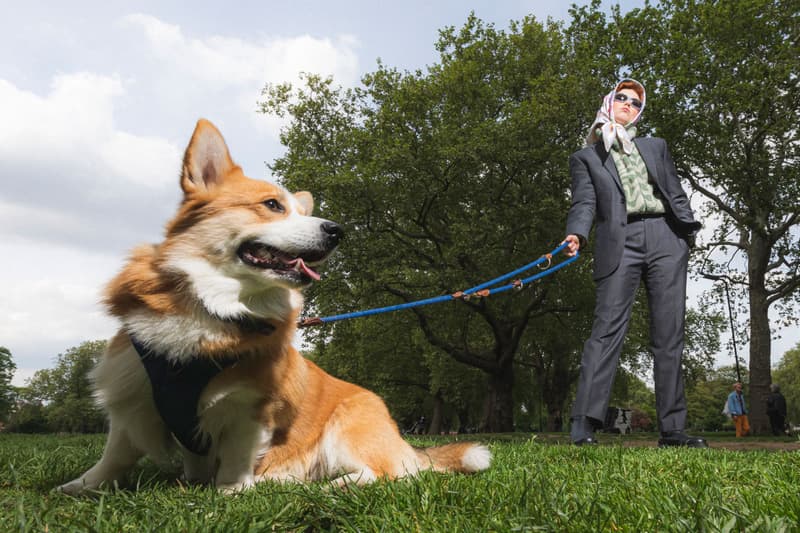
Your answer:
[522,304,591,432]
[772,342,800,427]
[5,393,48,433]
[261,7,730,432]
[0,346,17,425]
[685,365,747,432]
[22,340,106,433]
[613,0,800,433]
[262,15,598,432]
[0,346,16,424]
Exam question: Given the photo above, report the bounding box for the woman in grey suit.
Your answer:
[563,79,707,447]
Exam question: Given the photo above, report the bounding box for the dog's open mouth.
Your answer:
[237,241,322,281]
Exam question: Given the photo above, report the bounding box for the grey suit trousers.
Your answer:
[571,214,689,433]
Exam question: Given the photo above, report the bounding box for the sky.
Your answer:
[2,1,796,386]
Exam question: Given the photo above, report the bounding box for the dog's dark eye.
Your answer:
[263,199,285,213]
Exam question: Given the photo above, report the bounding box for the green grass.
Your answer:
[1,433,798,532]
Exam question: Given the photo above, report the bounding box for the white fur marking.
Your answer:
[461,445,492,472]
[123,309,238,363]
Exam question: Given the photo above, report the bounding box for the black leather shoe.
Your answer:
[658,431,708,448]
[570,416,602,445]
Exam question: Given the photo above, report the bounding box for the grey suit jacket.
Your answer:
[565,137,701,280]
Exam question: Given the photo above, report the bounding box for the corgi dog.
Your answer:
[58,119,490,494]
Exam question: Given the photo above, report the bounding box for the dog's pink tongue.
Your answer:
[288,258,321,281]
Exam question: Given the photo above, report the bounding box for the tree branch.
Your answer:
[768,212,800,247]
[681,169,745,226]
[382,284,497,372]
[766,274,800,306]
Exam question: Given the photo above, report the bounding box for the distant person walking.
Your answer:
[766,383,787,436]
[727,382,750,437]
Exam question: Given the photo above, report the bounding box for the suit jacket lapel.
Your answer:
[634,138,662,189]
[594,142,623,193]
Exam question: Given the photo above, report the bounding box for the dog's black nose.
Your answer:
[321,221,344,244]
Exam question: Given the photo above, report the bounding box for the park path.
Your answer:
[621,440,800,451]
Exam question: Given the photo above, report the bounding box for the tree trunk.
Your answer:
[480,363,515,432]
[428,389,444,435]
[748,233,772,435]
[546,407,564,432]
[541,350,577,432]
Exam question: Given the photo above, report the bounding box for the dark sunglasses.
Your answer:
[614,93,643,109]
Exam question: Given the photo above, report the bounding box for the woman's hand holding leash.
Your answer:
[563,235,581,257]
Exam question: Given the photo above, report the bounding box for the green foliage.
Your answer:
[258,1,792,433]
[773,342,800,426]
[6,341,106,434]
[2,434,799,531]
[4,401,48,433]
[261,14,601,432]
[686,365,750,432]
[0,346,16,423]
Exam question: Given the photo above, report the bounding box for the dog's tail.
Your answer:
[415,442,492,473]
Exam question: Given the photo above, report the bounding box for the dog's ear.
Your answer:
[180,119,236,196]
[293,191,314,215]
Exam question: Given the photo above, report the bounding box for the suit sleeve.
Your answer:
[565,151,596,247]
[660,139,702,234]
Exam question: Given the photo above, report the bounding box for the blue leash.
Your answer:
[298,242,579,328]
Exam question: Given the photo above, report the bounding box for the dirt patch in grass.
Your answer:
[711,440,800,451]
[468,433,799,451]
[621,439,800,451]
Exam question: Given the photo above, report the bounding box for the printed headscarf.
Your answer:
[585,78,646,154]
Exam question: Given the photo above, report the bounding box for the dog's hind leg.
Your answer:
[58,334,175,495]
[57,424,143,495]
[58,407,174,496]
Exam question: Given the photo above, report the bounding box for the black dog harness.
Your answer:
[131,336,239,455]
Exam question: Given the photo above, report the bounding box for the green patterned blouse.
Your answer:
[606,128,666,215]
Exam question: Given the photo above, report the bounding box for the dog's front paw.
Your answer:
[215,476,255,494]
[56,478,92,496]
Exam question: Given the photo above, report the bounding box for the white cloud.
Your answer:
[0,73,120,157]
[121,13,360,96]
[116,13,361,145]
[1,240,121,386]
[0,73,179,191]
[12,368,37,387]
[0,276,112,343]
[101,131,182,188]
[0,74,180,252]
